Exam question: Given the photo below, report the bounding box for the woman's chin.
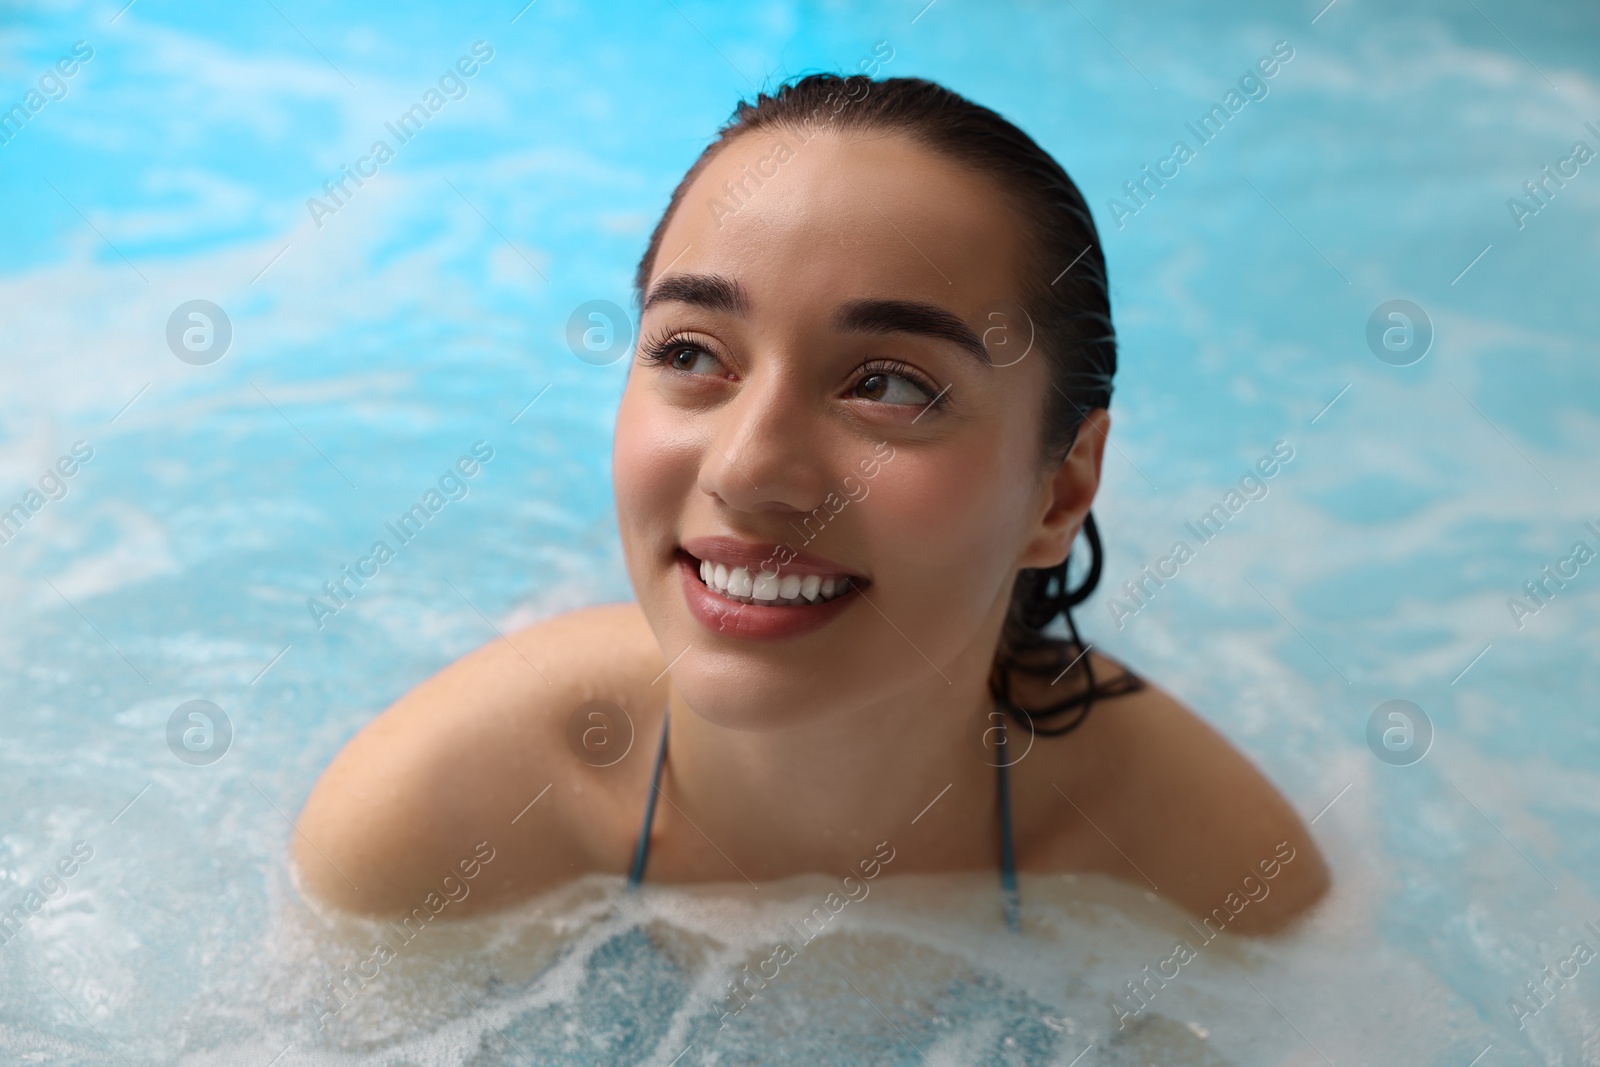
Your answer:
[667,679,813,731]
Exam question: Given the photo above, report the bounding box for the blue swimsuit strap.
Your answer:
[627,704,1022,929]
[997,723,1021,930]
[626,706,671,886]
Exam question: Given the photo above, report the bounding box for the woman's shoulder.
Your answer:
[291,602,666,918]
[1020,652,1330,934]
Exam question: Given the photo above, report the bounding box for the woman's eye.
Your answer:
[854,371,932,406]
[665,345,722,376]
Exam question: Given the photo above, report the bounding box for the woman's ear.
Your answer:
[1017,407,1110,570]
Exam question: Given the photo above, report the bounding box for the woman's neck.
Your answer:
[656,654,1014,882]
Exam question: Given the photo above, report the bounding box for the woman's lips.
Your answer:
[675,550,863,641]
[679,534,866,579]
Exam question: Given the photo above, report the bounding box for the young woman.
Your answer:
[292,74,1329,936]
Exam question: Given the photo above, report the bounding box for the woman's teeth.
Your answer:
[697,559,851,605]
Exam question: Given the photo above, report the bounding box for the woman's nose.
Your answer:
[696,370,829,515]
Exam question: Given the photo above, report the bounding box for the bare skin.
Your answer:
[294,127,1329,936]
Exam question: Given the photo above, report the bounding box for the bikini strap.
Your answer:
[997,722,1021,931]
[627,705,671,886]
[627,703,1019,927]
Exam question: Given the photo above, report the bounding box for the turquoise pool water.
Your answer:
[2,0,1598,1063]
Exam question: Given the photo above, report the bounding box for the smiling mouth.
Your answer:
[679,550,863,607]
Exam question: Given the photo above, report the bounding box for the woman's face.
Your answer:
[614,128,1088,729]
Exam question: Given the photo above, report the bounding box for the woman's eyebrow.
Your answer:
[641,276,990,366]
[642,273,749,316]
[833,298,991,366]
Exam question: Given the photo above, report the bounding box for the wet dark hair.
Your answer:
[632,73,1143,735]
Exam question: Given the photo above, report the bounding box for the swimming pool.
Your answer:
[3,0,1598,1063]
